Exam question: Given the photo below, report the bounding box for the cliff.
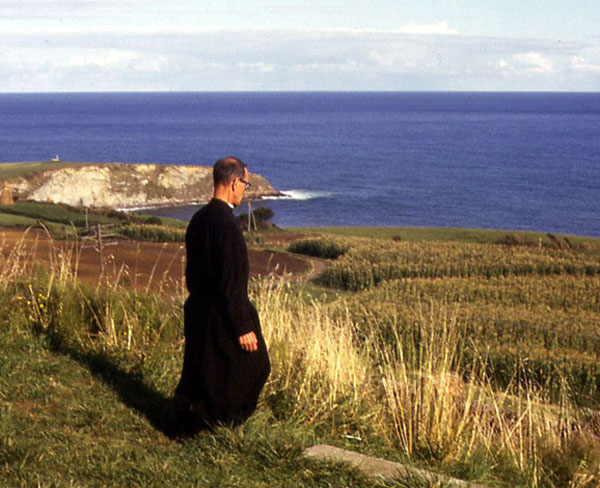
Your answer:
[0,162,280,209]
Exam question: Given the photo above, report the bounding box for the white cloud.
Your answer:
[1,28,599,91]
[64,49,167,71]
[512,52,555,73]
[570,55,600,73]
[236,61,276,73]
[396,21,458,35]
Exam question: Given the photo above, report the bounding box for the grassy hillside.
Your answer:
[0,161,95,181]
[0,326,386,487]
[2,224,600,486]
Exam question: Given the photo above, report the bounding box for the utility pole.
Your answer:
[247,200,257,232]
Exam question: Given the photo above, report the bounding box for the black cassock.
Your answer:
[175,198,270,427]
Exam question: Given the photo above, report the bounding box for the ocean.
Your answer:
[0,92,598,237]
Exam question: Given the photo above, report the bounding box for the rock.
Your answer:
[0,182,14,205]
[303,445,486,487]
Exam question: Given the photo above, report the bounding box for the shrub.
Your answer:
[495,232,537,247]
[288,239,348,259]
[252,206,274,222]
[143,216,163,225]
[102,208,132,221]
[119,224,185,242]
[237,206,276,231]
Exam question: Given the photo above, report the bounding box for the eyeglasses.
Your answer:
[239,178,252,190]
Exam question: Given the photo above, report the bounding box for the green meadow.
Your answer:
[0,161,96,181]
[2,203,600,486]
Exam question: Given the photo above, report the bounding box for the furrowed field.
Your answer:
[2,223,600,487]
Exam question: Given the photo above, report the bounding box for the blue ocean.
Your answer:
[0,92,598,237]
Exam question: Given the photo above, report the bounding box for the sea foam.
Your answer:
[262,189,334,201]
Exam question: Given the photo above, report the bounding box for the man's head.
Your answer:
[212,156,251,207]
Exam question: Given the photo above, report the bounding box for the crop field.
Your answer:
[2,226,600,486]
[298,237,600,407]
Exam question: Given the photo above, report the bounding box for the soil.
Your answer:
[0,227,315,291]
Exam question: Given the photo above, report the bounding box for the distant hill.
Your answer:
[0,161,280,209]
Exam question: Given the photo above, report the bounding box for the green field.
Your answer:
[3,216,600,486]
[0,161,96,181]
[289,225,599,245]
[0,201,186,242]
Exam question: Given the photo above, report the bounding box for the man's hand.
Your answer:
[238,331,258,352]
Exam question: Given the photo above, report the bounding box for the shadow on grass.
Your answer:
[41,328,182,440]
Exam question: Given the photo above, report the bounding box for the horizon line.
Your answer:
[1,89,599,95]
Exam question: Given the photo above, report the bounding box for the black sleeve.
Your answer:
[214,220,254,338]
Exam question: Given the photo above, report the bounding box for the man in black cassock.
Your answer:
[174,156,270,431]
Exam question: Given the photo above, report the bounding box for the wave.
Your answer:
[262,189,334,201]
[116,201,207,212]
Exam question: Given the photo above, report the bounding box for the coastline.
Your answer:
[118,194,287,213]
[0,161,283,210]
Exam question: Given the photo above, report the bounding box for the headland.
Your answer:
[0,161,281,209]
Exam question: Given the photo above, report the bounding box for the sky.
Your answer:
[1,0,599,92]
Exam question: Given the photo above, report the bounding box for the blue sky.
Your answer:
[1,0,599,91]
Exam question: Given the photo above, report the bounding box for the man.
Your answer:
[174,156,270,432]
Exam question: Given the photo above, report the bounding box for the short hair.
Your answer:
[213,156,247,187]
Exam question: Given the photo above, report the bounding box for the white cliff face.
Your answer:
[12,163,278,208]
[156,165,212,191]
[28,166,126,207]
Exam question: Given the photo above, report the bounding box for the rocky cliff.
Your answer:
[2,162,280,209]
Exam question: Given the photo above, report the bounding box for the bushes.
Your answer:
[288,239,348,259]
[236,206,276,231]
[142,215,163,225]
[119,224,186,242]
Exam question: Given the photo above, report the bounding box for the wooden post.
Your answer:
[247,200,252,232]
[81,223,117,281]
[97,224,104,277]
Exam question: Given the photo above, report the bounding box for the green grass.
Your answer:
[0,201,116,227]
[0,161,96,181]
[0,327,405,487]
[0,201,189,241]
[0,277,423,488]
[288,226,600,244]
[150,215,189,229]
[0,212,38,227]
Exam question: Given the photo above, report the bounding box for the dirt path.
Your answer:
[0,227,323,290]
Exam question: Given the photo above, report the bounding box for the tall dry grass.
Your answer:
[256,278,372,425]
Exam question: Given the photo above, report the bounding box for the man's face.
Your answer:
[232,169,250,207]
